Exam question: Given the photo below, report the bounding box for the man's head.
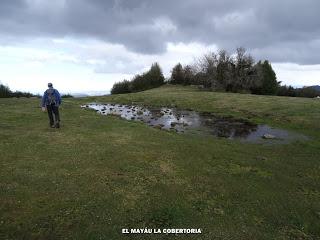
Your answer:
[48,83,53,88]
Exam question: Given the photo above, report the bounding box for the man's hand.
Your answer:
[41,107,46,112]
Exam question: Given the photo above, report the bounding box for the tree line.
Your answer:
[170,47,279,95]
[0,83,77,98]
[277,85,320,98]
[111,47,319,98]
[0,84,39,98]
[169,48,320,98]
[111,63,165,94]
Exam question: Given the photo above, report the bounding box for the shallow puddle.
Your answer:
[81,103,308,144]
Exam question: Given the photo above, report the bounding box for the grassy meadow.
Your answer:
[1,85,320,239]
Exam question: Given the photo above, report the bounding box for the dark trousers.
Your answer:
[46,104,60,126]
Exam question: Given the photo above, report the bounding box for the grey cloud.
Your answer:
[0,0,320,64]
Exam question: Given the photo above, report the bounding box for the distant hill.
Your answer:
[310,85,320,91]
[71,93,89,98]
[69,91,110,98]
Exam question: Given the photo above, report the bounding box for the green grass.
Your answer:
[1,85,320,239]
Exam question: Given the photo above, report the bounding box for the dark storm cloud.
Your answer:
[0,0,320,64]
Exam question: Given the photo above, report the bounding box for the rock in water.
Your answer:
[262,134,276,139]
[170,122,177,127]
[153,124,165,130]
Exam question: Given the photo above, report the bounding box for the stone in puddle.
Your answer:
[153,124,165,130]
[171,122,177,127]
[262,134,276,139]
[256,156,267,161]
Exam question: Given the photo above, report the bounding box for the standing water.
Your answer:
[81,103,309,144]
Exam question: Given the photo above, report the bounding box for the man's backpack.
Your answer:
[46,88,57,105]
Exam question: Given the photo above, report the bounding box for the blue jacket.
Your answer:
[41,88,62,107]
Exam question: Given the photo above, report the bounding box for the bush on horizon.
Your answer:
[111,80,131,95]
[111,63,165,94]
[0,84,39,98]
[61,94,74,98]
[277,85,320,98]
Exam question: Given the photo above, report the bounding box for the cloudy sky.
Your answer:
[0,0,319,94]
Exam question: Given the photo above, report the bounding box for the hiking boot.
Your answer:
[55,122,60,128]
[50,125,55,128]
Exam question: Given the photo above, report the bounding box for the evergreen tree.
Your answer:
[261,60,278,95]
[170,63,184,84]
[148,62,165,88]
[253,60,279,95]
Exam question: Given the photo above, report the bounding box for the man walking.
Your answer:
[41,83,62,128]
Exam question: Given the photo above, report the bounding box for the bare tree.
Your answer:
[193,52,218,88]
[234,47,255,91]
[217,49,233,90]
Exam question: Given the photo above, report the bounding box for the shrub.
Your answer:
[0,84,12,98]
[111,63,165,94]
[111,80,131,94]
[277,85,320,98]
[61,94,73,98]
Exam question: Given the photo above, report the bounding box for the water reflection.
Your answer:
[81,103,308,144]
